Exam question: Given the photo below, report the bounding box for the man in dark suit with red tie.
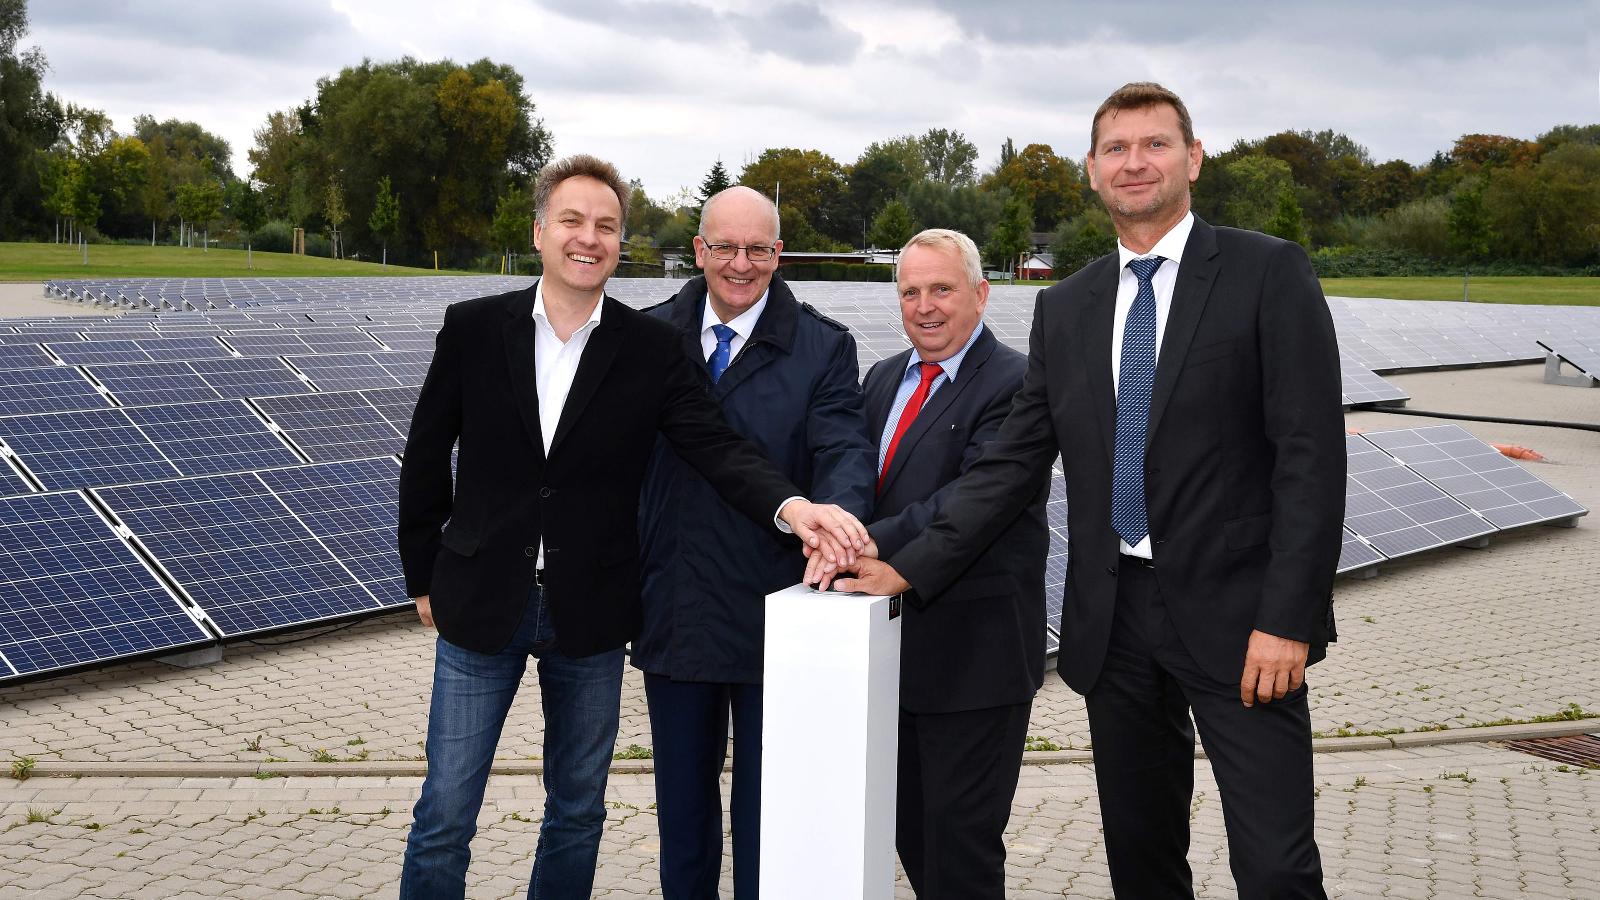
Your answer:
[812,228,1048,899]
[825,84,1345,898]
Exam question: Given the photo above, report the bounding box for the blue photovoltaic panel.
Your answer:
[252,392,405,462]
[0,491,211,680]
[0,344,53,371]
[362,385,422,434]
[138,336,234,361]
[257,458,409,607]
[94,473,386,638]
[123,400,302,476]
[1043,466,1068,656]
[88,360,222,406]
[1342,434,1494,559]
[0,365,112,416]
[285,352,396,391]
[224,332,316,356]
[0,459,32,497]
[0,408,179,490]
[46,340,152,365]
[378,350,433,385]
[1337,527,1385,574]
[188,356,310,398]
[1362,425,1588,529]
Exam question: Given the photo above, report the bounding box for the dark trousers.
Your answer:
[643,673,764,899]
[1084,562,1326,899]
[896,700,1031,900]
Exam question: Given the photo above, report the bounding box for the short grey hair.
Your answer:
[899,228,984,289]
[698,186,781,240]
[533,154,630,226]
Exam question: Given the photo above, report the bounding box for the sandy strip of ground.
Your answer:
[0,283,109,318]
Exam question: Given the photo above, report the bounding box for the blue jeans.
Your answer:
[400,585,625,900]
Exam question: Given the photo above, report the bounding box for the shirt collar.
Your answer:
[905,321,985,384]
[1116,211,1194,272]
[532,278,605,333]
[701,290,769,340]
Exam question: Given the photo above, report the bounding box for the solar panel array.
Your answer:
[0,276,1591,680]
[1537,337,1600,387]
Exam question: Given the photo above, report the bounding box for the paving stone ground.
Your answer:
[1,363,1596,896]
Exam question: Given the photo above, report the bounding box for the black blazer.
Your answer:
[892,218,1346,694]
[866,327,1050,714]
[397,284,796,657]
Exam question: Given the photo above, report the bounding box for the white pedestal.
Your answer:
[760,584,901,900]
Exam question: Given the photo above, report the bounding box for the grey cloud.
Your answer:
[536,0,862,65]
[874,0,1587,62]
[32,0,357,61]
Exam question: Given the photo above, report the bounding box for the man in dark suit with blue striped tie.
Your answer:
[825,83,1345,899]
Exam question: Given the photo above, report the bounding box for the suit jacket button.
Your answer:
[524,546,537,557]
[538,487,552,498]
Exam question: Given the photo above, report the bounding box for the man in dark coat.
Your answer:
[825,83,1345,899]
[635,185,875,898]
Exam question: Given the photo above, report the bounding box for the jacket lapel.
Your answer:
[866,348,912,439]
[548,296,624,458]
[1148,218,1220,445]
[714,278,796,399]
[1080,257,1119,465]
[502,283,545,462]
[877,329,997,496]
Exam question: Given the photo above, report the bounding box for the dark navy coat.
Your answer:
[634,274,875,683]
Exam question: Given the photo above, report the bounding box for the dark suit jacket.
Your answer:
[397,283,796,658]
[634,275,875,683]
[867,326,1050,714]
[892,218,1346,693]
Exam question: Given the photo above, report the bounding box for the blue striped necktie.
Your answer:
[1111,256,1165,546]
[708,324,736,384]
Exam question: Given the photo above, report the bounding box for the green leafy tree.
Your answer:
[984,193,1032,273]
[489,185,533,258]
[1446,180,1492,262]
[1264,186,1308,246]
[1,0,66,239]
[1222,155,1295,232]
[1483,142,1600,266]
[903,180,1006,246]
[176,180,222,249]
[919,128,978,185]
[368,174,401,262]
[1365,197,1451,258]
[139,135,173,244]
[983,143,1084,230]
[1049,207,1117,276]
[324,177,349,257]
[868,199,914,250]
[225,179,266,235]
[626,180,669,238]
[739,148,849,243]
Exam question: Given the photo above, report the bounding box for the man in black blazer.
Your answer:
[395,154,867,900]
[827,84,1345,899]
[855,229,1049,899]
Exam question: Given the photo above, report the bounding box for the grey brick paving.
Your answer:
[1,746,1595,898]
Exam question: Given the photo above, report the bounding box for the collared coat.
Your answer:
[633,274,875,683]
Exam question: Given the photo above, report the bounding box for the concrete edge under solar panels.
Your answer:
[1538,343,1599,387]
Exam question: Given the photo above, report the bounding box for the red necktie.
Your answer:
[878,362,942,492]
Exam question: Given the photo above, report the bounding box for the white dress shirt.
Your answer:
[531,279,605,567]
[1111,211,1194,559]
[699,291,768,364]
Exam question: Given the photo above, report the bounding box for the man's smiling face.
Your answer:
[896,241,988,363]
[533,175,622,298]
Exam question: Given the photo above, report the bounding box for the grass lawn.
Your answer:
[0,242,476,280]
[1319,275,1600,306]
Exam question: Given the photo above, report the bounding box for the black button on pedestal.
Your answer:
[523,546,536,557]
[538,487,552,498]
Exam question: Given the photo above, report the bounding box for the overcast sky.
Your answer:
[26,0,1600,199]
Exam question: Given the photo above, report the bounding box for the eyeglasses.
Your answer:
[703,242,778,262]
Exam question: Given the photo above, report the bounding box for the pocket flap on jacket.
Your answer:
[1182,338,1234,368]
[1223,512,1272,551]
[440,525,479,556]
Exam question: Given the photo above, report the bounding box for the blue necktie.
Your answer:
[1112,256,1164,547]
[708,323,736,384]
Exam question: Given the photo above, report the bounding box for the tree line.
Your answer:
[3,1,1596,276]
